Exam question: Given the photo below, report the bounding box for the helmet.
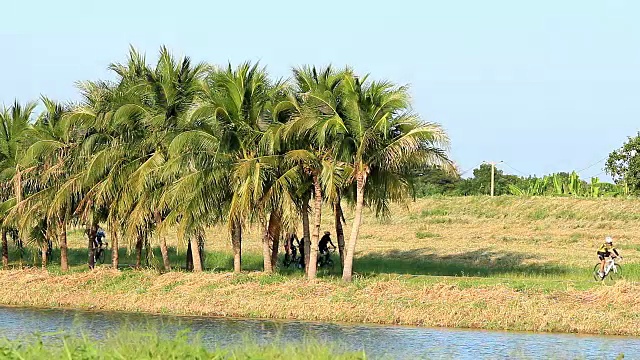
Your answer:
[605,236,613,244]
[324,231,330,235]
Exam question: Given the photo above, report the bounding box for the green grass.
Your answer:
[415,231,441,239]
[425,217,469,224]
[420,208,449,217]
[527,208,549,220]
[96,271,152,294]
[9,243,640,290]
[0,330,366,360]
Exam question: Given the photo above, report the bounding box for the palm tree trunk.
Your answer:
[16,234,23,268]
[159,236,170,271]
[343,171,367,282]
[186,241,193,271]
[41,244,48,269]
[198,232,205,269]
[334,199,346,268]
[231,219,242,273]
[190,237,203,272]
[13,168,22,268]
[144,235,150,267]
[135,236,143,269]
[87,224,97,270]
[2,229,8,269]
[15,168,22,204]
[269,211,282,272]
[110,228,119,270]
[262,221,273,274]
[154,211,170,271]
[308,174,322,280]
[302,198,311,274]
[59,220,68,272]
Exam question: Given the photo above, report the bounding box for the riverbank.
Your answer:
[1,269,638,336]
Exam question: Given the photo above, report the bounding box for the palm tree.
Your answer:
[181,62,293,273]
[0,101,36,268]
[18,97,76,271]
[61,78,136,269]
[338,73,453,281]
[208,63,273,273]
[110,46,207,271]
[60,46,201,271]
[287,65,349,279]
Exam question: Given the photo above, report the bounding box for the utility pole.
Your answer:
[490,162,495,197]
[484,161,503,197]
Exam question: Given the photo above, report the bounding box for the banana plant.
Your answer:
[589,177,601,197]
[508,184,525,196]
[552,174,563,195]
[508,176,549,196]
[535,176,550,195]
[568,171,581,195]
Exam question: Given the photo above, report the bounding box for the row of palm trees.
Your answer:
[0,47,453,281]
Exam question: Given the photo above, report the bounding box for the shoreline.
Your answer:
[2,303,639,341]
[1,269,638,336]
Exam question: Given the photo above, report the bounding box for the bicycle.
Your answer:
[593,256,622,282]
[282,246,300,268]
[94,241,108,265]
[318,247,336,268]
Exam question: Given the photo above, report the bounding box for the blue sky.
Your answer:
[2,0,639,181]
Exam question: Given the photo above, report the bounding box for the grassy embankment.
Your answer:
[0,330,366,359]
[2,196,640,335]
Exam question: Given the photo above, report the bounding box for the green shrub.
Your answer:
[416,232,441,239]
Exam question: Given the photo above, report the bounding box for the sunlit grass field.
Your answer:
[8,196,640,285]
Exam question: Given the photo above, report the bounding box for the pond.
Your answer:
[0,306,636,359]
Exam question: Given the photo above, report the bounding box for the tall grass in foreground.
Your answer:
[0,331,367,360]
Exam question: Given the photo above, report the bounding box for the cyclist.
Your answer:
[298,237,306,269]
[291,236,299,264]
[95,227,106,248]
[319,231,336,265]
[597,236,620,279]
[284,232,298,266]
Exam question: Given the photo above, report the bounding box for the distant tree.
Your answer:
[409,165,460,197]
[454,164,517,196]
[606,133,640,194]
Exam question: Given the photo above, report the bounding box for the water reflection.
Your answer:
[0,306,636,359]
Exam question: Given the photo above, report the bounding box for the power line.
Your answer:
[586,170,606,179]
[453,156,612,182]
[501,162,527,176]
[575,157,608,174]
[497,157,608,178]
[458,162,483,177]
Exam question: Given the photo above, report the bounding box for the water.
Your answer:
[0,306,637,359]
